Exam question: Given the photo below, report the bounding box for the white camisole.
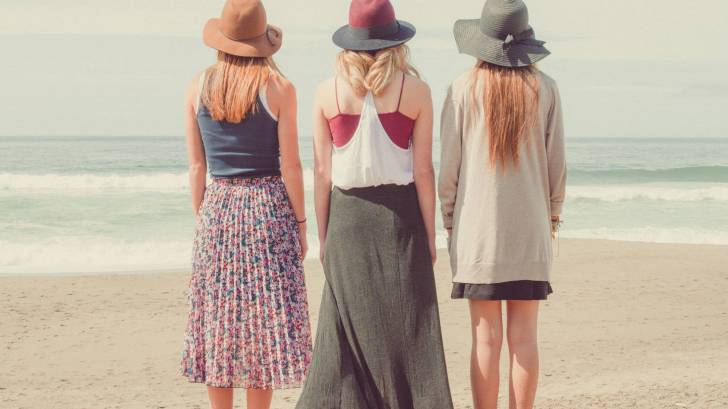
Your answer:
[331,92,414,189]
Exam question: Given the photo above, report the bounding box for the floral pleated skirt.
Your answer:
[181,176,312,389]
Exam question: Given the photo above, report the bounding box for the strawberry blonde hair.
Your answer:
[201,51,281,123]
[337,44,419,96]
[471,61,540,169]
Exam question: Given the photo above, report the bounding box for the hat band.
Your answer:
[348,21,400,40]
[480,25,533,42]
[222,26,268,42]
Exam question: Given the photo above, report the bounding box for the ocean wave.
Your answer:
[0,172,189,192]
[567,185,728,202]
[570,166,728,183]
[560,227,728,246]
[0,170,317,193]
[3,226,725,275]
[1,233,324,275]
[0,237,192,274]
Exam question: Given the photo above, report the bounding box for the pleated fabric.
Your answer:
[296,184,454,409]
[181,176,312,389]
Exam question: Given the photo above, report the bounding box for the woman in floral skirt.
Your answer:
[180,1,312,408]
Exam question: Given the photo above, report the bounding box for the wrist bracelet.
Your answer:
[296,218,307,224]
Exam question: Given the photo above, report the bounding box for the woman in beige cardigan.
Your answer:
[438,1,566,408]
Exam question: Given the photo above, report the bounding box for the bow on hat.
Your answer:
[266,27,281,47]
[502,28,546,50]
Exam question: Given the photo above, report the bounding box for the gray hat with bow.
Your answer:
[453,0,549,67]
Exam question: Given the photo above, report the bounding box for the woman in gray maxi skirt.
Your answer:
[295,0,454,408]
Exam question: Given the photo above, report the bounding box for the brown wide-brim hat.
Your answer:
[203,0,283,58]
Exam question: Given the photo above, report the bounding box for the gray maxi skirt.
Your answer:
[296,184,454,409]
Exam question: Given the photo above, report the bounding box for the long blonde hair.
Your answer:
[201,51,281,123]
[472,61,540,169]
[337,44,419,96]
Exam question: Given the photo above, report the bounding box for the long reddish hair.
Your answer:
[201,51,281,123]
[471,61,540,169]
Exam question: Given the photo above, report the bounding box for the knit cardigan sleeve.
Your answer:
[545,80,567,217]
[438,85,463,230]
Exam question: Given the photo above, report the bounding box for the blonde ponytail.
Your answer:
[337,44,419,96]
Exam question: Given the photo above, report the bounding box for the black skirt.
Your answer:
[451,281,553,301]
[297,184,454,409]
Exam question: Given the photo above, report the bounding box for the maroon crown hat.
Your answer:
[333,0,416,51]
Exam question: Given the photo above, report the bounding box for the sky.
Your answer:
[1,0,727,138]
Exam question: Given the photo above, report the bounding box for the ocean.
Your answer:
[1,135,726,274]
[2,28,728,274]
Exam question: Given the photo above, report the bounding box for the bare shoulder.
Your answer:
[315,76,336,99]
[314,77,338,118]
[268,72,296,99]
[406,75,431,98]
[185,71,205,106]
[186,75,198,94]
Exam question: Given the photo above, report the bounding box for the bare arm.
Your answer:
[412,83,437,264]
[275,78,308,260]
[185,76,207,216]
[312,84,333,263]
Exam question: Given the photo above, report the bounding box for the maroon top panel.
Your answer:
[328,74,414,150]
[349,0,396,29]
[328,112,414,150]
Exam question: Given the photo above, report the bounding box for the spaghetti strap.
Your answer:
[396,73,406,111]
[334,76,341,114]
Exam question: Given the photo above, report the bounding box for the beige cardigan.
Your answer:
[438,70,566,284]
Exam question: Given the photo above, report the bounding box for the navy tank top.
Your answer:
[196,79,280,178]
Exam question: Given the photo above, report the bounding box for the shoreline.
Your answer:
[2,239,727,408]
[2,238,727,277]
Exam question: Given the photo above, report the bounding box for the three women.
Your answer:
[181,0,565,408]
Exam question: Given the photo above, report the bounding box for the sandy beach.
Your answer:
[1,239,727,409]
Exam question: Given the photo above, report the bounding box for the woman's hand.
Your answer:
[297,222,308,261]
[550,216,561,239]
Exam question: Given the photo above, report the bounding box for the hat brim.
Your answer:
[332,20,416,51]
[453,19,550,67]
[203,18,283,57]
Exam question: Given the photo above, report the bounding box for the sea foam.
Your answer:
[568,185,728,202]
[560,227,728,246]
[0,172,189,192]
[0,170,317,192]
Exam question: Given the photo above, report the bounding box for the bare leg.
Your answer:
[469,300,503,409]
[506,300,540,409]
[246,389,273,409]
[207,387,233,409]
